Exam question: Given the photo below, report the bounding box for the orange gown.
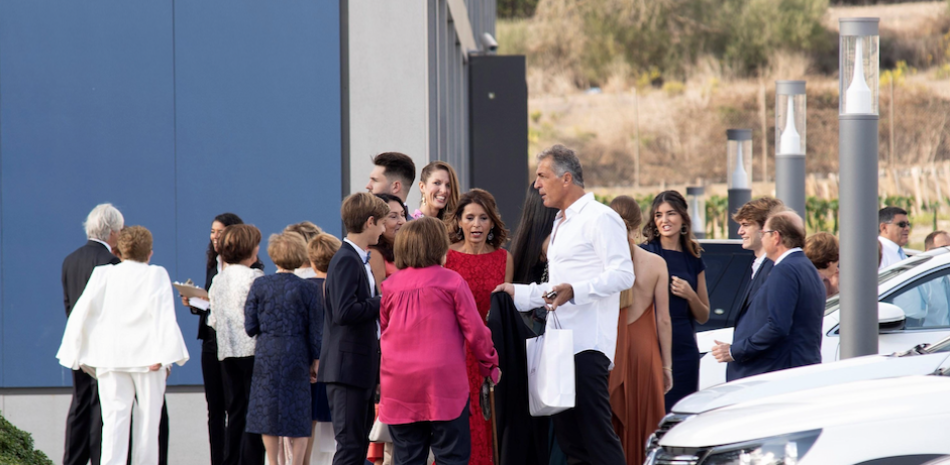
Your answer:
[609,287,666,465]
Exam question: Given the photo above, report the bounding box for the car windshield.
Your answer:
[824,255,933,316]
[924,336,950,354]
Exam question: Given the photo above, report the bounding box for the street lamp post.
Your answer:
[727,129,753,239]
[687,186,706,239]
[839,18,880,359]
[776,80,807,217]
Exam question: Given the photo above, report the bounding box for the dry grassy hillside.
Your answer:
[505,1,950,189]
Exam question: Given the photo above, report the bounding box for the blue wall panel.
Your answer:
[0,0,342,387]
[172,0,342,385]
[0,1,176,387]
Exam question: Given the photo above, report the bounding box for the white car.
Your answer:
[696,246,950,389]
[648,335,950,455]
[647,373,950,464]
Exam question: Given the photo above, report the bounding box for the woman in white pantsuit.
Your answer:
[57,226,190,465]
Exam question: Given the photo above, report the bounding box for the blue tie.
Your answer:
[364,251,371,265]
[899,248,907,260]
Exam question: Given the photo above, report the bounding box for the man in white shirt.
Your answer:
[878,206,911,270]
[496,145,633,465]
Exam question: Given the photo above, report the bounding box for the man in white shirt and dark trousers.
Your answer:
[878,206,911,270]
[496,145,633,465]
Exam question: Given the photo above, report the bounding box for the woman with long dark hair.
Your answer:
[641,191,709,411]
[183,212,262,465]
[369,193,406,286]
[507,185,563,465]
[510,186,559,286]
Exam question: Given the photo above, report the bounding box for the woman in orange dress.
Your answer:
[607,196,673,465]
[443,189,513,465]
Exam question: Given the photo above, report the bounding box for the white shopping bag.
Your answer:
[526,313,575,416]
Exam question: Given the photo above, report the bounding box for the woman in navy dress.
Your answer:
[303,233,341,465]
[641,191,709,412]
[244,232,322,465]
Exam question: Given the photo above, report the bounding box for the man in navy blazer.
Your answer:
[318,192,389,465]
[725,197,784,381]
[713,210,826,380]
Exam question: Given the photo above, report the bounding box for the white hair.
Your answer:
[84,203,124,241]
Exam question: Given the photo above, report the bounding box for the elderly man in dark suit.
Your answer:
[712,210,826,380]
[318,192,389,465]
[62,204,124,465]
[725,197,784,382]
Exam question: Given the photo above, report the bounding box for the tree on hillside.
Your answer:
[498,0,539,18]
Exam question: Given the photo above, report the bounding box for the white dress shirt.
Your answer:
[751,254,766,279]
[90,238,112,253]
[773,247,803,266]
[513,193,635,367]
[57,261,190,372]
[294,267,318,279]
[344,238,380,337]
[879,236,906,270]
[208,264,264,360]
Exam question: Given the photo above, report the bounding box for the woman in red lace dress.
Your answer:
[443,188,513,465]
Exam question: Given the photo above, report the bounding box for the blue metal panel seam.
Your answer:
[0,13,5,386]
[173,0,179,277]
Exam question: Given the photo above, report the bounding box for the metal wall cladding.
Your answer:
[0,0,342,387]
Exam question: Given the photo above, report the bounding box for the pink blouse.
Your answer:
[378,265,499,425]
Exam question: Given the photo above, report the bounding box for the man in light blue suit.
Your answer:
[712,210,826,380]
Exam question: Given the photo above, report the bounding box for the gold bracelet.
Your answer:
[663,366,673,372]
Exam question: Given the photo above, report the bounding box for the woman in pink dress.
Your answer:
[379,217,500,465]
[443,189,513,465]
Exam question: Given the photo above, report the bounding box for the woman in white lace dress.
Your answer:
[208,224,265,465]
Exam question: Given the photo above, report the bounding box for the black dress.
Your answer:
[306,277,332,423]
[642,240,706,412]
[244,273,322,437]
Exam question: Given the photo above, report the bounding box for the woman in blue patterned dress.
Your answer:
[244,232,322,465]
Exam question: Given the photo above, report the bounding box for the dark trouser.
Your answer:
[389,401,471,465]
[326,383,375,465]
[221,356,265,465]
[202,339,228,465]
[551,351,626,465]
[64,368,102,465]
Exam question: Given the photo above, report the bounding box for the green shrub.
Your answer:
[0,412,54,465]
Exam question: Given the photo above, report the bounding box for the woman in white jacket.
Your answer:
[57,226,189,465]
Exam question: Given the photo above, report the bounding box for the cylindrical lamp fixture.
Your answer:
[840,21,880,116]
[727,129,753,239]
[838,18,880,360]
[776,81,807,217]
[687,186,706,239]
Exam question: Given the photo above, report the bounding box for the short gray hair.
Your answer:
[537,144,584,187]
[84,203,124,241]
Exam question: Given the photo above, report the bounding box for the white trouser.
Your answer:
[97,369,166,465]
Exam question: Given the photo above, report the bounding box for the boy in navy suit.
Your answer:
[318,192,389,465]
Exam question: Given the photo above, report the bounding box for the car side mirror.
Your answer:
[878,302,906,331]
